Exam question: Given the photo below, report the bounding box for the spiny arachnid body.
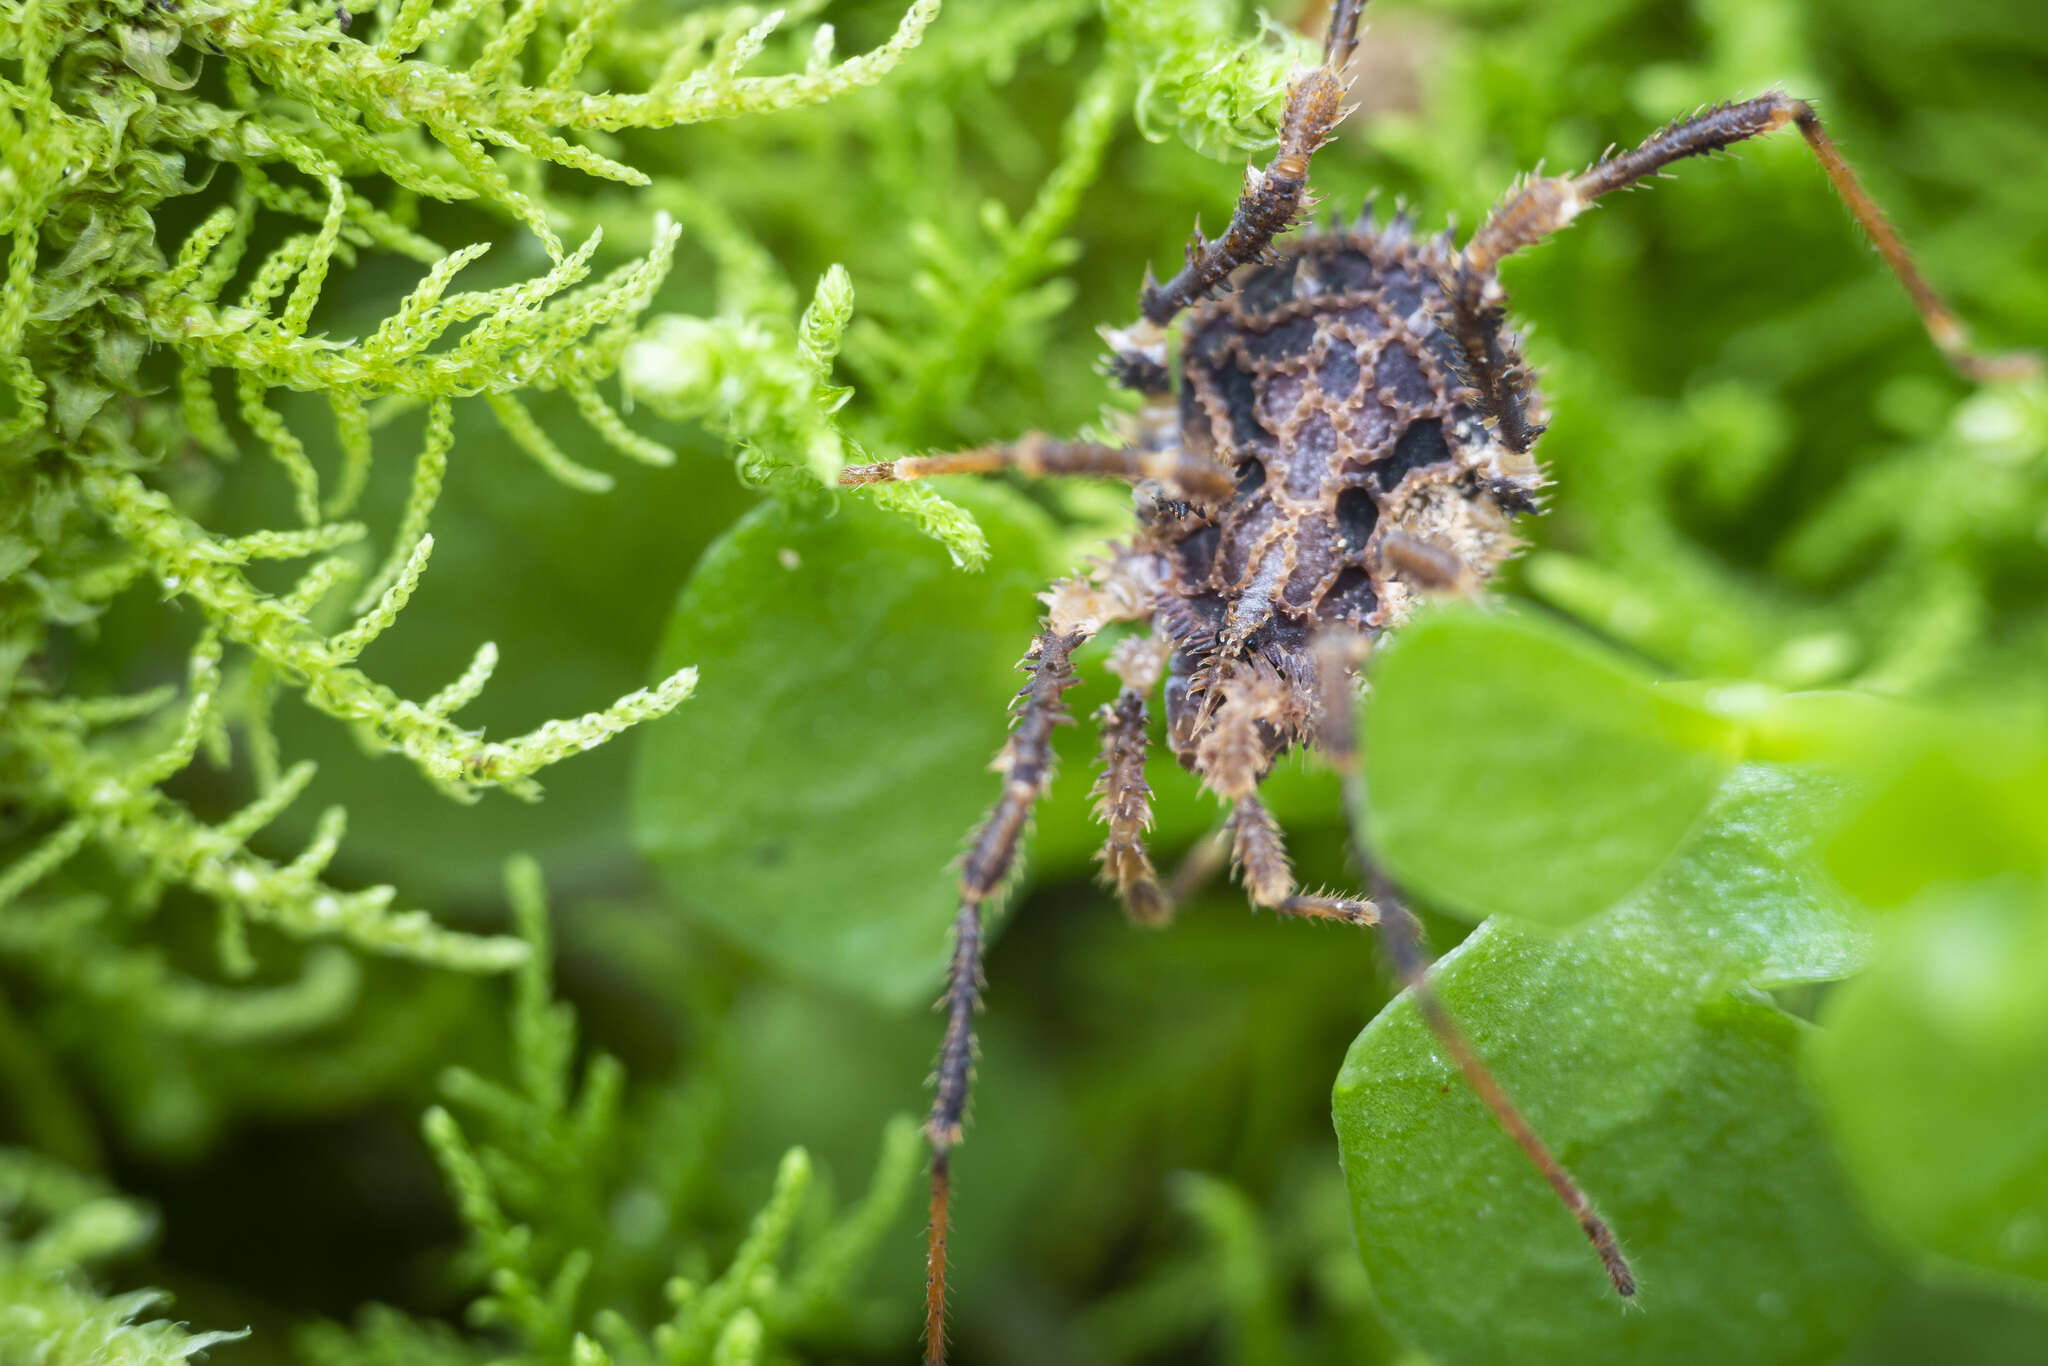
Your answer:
[837,1,2035,1359]
[1153,220,1541,790]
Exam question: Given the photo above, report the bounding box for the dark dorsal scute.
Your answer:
[1160,225,1543,770]
[1175,230,1534,623]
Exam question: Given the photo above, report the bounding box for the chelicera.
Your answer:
[837,1,2032,1358]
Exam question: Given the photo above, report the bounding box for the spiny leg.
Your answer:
[1227,794,1387,931]
[1135,0,1369,327]
[1104,818,1238,925]
[929,565,1163,1352]
[1093,689,1171,926]
[840,433,1231,505]
[1093,718,1242,929]
[924,626,1088,1365]
[1227,791,1296,908]
[1454,91,2036,403]
[1304,631,1637,1296]
[1093,630,1175,925]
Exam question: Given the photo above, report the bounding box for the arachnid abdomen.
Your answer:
[1153,217,1547,770]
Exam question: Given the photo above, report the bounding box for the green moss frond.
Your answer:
[368,859,922,1365]
[851,55,1126,435]
[2,686,526,969]
[650,1147,812,1364]
[1,606,524,975]
[769,1114,924,1335]
[5,0,961,1008]
[75,469,696,805]
[0,891,361,1044]
[355,397,454,612]
[625,253,946,550]
[1106,0,1312,158]
[0,1148,244,1365]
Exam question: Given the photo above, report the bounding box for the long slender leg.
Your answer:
[1455,92,2037,387]
[1135,0,1369,327]
[1270,883,1635,1295]
[1304,632,1637,1297]
[840,433,1231,504]
[923,626,1088,1365]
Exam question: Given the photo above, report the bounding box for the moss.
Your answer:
[2,1,2045,1362]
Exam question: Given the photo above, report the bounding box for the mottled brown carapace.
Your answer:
[1158,225,1540,773]
[836,1,2035,1359]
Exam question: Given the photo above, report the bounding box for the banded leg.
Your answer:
[840,434,1231,505]
[1136,0,1369,326]
[1306,631,1638,1297]
[1454,91,2036,407]
[923,626,1086,1366]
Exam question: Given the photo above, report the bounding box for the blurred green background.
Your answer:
[3,1,2047,1364]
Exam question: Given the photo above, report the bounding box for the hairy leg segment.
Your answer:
[1136,0,1368,328]
[1091,629,1181,927]
[921,625,1085,1364]
[1450,91,2037,428]
[1096,0,1371,393]
[1092,686,1171,926]
[923,553,1171,1362]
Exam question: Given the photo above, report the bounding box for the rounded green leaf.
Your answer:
[1809,880,2048,1289]
[1336,766,1889,1366]
[632,483,1060,1008]
[1367,606,1741,928]
[1827,734,2048,911]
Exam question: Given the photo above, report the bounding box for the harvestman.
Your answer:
[836,2,2034,1357]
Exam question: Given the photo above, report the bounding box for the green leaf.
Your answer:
[1837,1275,2048,1366]
[1809,879,2048,1289]
[1827,730,2048,910]
[1335,766,1888,1366]
[1367,606,1741,928]
[633,482,1060,1008]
